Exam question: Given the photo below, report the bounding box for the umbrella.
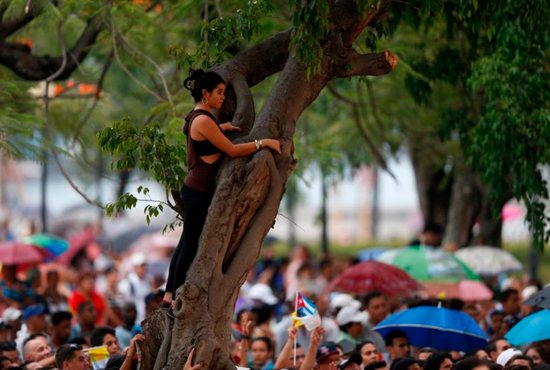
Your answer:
[358,247,389,261]
[375,305,488,351]
[25,234,69,257]
[0,241,44,265]
[58,228,97,265]
[422,280,493,301]
[455,246,523,276]
[378,245,479,282]
[524,285,550,309]
[99,226,161,253]
[505,309,550,345]
[129,230,180,253]
[327,260,423,298]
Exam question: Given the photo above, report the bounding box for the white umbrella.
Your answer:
[455,246,523,276]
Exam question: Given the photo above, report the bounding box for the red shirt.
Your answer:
[68,290,106,324]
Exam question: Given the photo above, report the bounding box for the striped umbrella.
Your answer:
[25,234,69,257]
[378,245,479,282]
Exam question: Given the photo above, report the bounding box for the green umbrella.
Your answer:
[378,245,479,282]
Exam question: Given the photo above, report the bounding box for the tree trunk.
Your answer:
[476,192,505,247]
[140,2,397,368]
[410,149,452,229]
[442,169,483,248]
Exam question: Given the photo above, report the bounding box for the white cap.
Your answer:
[336,306,368,326]
[130,252,147,266]
[497,348,522,366]
[247,283,278,306]
[330,293,361,310]
[2,307,22,322]
[522,286,538,301]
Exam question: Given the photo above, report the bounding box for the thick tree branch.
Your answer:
[217,73,255,134]
[0,15,103,81]
[213,30,291,87]
[0,7,35,38]
[337,49,398,78]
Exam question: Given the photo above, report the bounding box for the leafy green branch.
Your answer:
[97,117,186,221]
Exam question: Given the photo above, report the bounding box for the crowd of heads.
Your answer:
[225,244,549,370]
[0,220,547,370]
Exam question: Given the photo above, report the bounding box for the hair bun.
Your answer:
[184,69,205,91]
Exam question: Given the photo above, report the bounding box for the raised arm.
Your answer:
[301,327,325,370]
[274,326,298,369]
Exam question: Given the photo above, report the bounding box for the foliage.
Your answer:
[466,0,550,250]
[288,0,330,77]
[362,0,550,249]
[0,73,43,159]
[1,0,548,249]
[96,117,185,223]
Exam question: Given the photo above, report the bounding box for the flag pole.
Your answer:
[293,291,298,367]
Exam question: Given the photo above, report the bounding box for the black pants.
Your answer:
[165,185,214,294]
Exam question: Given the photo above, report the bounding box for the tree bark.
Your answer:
[442,169,483,247]
[410,149,452,229]
[140,1,397,369]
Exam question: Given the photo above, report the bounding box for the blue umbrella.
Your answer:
[505,309,550,345]
[375,306,487,351]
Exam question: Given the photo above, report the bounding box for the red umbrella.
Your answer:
[327,260,423,297]
[0,241,44,265]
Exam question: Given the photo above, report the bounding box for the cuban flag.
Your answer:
[292,292,321,330]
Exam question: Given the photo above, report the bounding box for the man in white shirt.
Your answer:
[118,253,153,323]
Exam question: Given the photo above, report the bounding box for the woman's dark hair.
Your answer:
[251,336,273,352]
[526,343,550,364]
[357,340,375,352]
[452,358,485,370]
[90,326,116,347]
[184,69,225,102]
[425,352,453,370]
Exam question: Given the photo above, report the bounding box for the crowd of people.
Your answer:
[0,237,547,370]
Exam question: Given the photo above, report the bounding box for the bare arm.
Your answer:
[36,355,56,368]
[274,326,298,369]
[301,327,325,370]
[120,334,144,370]
[238,312,254,367]
[191,116,281,157]
[183,348,202,370]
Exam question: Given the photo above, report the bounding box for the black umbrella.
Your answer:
[99,225,161,253]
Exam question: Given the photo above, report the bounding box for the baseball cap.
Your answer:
[2,307,22,322]
[497,348,522,366]
[330,293,361,311]
[130,252,147,266]
[22,304,46,321]
[336,306,368,326]
[316,342,340,363]
[339,353,363,369]
[247,284,278,306]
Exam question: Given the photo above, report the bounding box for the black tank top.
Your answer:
[183,109,224,193]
